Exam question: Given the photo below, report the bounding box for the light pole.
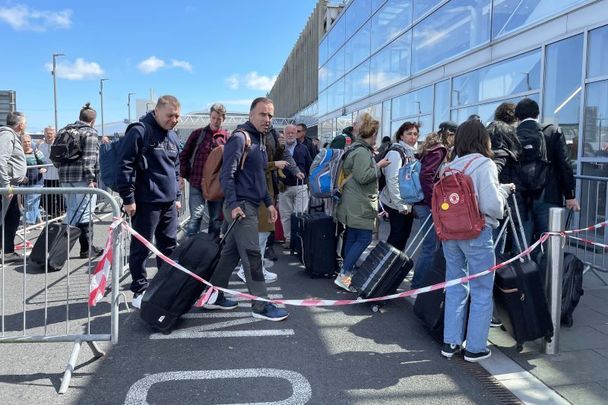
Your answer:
[52,53,64,131]
[127,92,135,123]
[99,78,108,136]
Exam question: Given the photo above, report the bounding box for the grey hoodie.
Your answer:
[0,126,27,188]
[440,153,509,228]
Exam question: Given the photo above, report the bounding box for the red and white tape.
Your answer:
[115,219,550,307]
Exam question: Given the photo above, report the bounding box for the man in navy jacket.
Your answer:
[202,97,288,321]
[116,95,182,308]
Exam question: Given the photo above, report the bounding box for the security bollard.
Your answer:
[543,207,566,354]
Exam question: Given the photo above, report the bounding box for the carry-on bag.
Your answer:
[493,195,553,351]
[140,218,239,333]
[28,196,88,271]
[352,214,433,311]
[300,212,338,277]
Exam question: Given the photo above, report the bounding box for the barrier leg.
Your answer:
[87,341,105,358]
[543,207,566,355]
[58,340,82,394]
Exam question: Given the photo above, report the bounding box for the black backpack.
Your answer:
[517,123,550,193]
[50,124,87,165]
[378,143,408,191]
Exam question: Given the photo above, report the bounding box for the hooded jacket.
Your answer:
[116,112,181,205]
[220,121,272,210]
[0,126,27,187]
[335,140,379,230]
[440,153,509,228]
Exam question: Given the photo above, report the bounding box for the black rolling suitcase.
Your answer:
[28,223,81,271]
[413,249,447,339]
[301,212,338,277]
[494,197,553,351]
[352,214,433,311]
[140,219,239,333]
[28,196,87,272]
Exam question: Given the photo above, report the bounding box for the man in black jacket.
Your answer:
[117,95,182,308]
[202,97,288,322]
[514,98,579,243]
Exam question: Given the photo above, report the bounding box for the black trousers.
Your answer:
[0,196,20,253]
[41,179,63,218]
[385,205,414,252]
[128,201,177,293]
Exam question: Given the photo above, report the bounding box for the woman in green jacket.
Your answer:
[335,113,390,292]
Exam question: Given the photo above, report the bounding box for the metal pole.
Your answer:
[127,92,135,123]
[99,78,108,136]
[543,207,566,355]
[52,53,64,131]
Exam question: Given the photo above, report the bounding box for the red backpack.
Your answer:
[432,156,485,241]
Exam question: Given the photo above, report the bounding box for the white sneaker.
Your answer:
[263,268,277,283]
[236,265,246,282]
[132,291,145,309]
[263,258,274,268]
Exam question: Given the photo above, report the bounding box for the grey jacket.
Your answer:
[379,141,417,213]
[0,126,27,187]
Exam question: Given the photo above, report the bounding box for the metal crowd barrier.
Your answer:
[0,187,122,394]
[569,174,608,285]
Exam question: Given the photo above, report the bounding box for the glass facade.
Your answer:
[317,0,605,181]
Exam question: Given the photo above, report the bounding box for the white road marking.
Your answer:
[124,368,311,405]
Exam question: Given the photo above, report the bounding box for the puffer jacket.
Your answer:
[335,140,379,230]
[379,141,416,213]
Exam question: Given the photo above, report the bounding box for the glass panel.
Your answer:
[392,85,433,119]
[344,21,371,72]
[583,81,608,158]
[382,100,391,139]
[412,0,491,73]
[327,15,346,58]
[344,61,370,104]
[413,0,442,21]
[324,47,345,90]
[451,50,541,107]
[543,35,583,147]
[319,119,334,145]
[345,0,371,39]
[587,25,608,79]
[371,0,412,52]
[327,78,345,113]
[318,90,328,117]
[451,94,539,125]
[319,64,329,93]
[370,30,411,93]
[372,0,388,13]
[319,37,329,67]
[434,80,451,131]
[492,0,585,39]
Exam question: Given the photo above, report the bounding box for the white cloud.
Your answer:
[171,59,193,72]
[138,56,166,74]
[225,74,240,90]
[225,72,277,91]
[0,5,72,31]
[45,58,104,80]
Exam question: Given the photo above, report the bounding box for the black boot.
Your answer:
[78,223,103,258]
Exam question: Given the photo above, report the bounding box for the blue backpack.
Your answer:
[398,159,424,204]
[99,122,148,191]
[309,148,346,199]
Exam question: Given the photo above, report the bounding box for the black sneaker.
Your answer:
[265,246,278,261]
[464,349,492,362]
[252,303,288,321]
[490,317,502,328]
[80,246,103,259]
[441,343,461,358]
[203,293,238,310]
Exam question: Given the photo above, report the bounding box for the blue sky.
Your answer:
[0,0,318,132]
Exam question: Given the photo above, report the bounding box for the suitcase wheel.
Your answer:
[516,344,523,353]
[500,325,506,332]
[371,302,385,313]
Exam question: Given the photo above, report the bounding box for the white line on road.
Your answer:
[150,329,295,339]
[124,368,311,405]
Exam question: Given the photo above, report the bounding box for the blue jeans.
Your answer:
[442,226,495,354]
[24,184,43,224]
[341,227,372,276]
[411,204,438,288]
[518,196,558,246]
[186,186,222,238]
[61,181,97,225]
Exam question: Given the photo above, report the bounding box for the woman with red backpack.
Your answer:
[438,120,514,362]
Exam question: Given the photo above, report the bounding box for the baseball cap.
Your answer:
[438,121,458,133]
